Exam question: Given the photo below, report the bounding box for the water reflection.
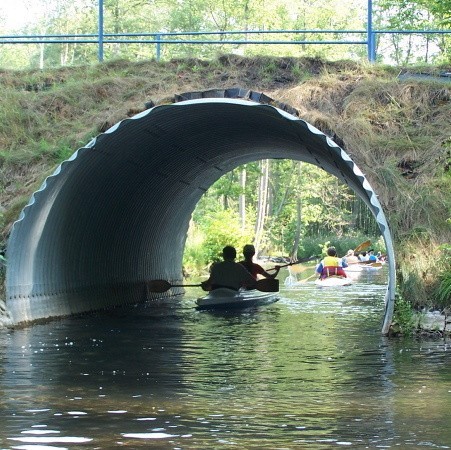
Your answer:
[1,268,450,449]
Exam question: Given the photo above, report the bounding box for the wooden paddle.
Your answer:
[343,240,372,264]
[297,273,318,283]
[359,261,383,267]
[353,240,371,253]
[147,278,280,293]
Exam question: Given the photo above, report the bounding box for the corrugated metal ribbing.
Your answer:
[6,93,395,330]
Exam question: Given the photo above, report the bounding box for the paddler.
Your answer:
[344,249,359,264]
[239,244,281,280]
[316,246,348,279]
[201,245,257,291]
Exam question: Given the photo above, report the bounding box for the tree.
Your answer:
[254,159,269,254]
[375,0,451,64]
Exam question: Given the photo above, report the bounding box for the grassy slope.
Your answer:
[0,55,450,307]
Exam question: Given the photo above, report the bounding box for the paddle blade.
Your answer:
[369,262,383,267]
[146,280,203,293]
[354,240,371,253]
[146,279,173,293]
[256,278,279,292]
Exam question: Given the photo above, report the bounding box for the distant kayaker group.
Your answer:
[200,241,385,292]
[316,245,386,280]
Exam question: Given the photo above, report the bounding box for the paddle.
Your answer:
[267,261,300,272]
[353,240,371,253]
[267,255,320,272]
[298,273,318,283]
[285,272,318,286]
[147,278,280,293]
[359,261,383,267]
[344,240,372,264]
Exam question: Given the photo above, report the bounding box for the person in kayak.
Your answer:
[316,246,348,279]
[367,249,378,262]
[344,249,359,264]
[358,251,370,262]
[201,245,257,291]
[239,244,281,280]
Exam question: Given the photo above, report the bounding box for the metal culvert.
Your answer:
[6,89,396,332]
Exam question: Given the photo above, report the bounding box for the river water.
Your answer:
[1,268,450,449]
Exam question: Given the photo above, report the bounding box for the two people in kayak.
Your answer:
[201,244,280,291]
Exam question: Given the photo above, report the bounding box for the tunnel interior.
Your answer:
[6,91,396,329]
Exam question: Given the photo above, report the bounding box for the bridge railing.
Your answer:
[1,28,450,64]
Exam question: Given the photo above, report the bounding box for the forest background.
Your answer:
[0,0,450,325]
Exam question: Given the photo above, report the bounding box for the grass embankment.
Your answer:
[0,55,450,319]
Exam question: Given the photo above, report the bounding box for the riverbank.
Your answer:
[388,308,451,338]
[414,310,451,337]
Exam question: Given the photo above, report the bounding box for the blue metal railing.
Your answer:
[0,0,449,64]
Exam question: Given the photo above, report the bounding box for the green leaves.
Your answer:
[185,158,375,273]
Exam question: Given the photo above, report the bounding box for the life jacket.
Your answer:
[321,256,347,279]
[323,256,340,267]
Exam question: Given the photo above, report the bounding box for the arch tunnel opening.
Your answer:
[183,158,382,269]
[5,89,396,332]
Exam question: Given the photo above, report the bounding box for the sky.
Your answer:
[0,1,36,30]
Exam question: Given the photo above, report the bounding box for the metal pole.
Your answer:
[367,0,375,62]
[98,0,104,62]
[156,33,161,61]
[367,0,372,61]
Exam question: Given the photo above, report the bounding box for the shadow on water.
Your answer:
[1,267,450,448]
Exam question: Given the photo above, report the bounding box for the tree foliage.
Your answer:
[184,159,378,270]
[0,0,449,69]
[375,0,451,63]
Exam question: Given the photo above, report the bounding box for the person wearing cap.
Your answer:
[239,244,281,280]
[201,245,257,291]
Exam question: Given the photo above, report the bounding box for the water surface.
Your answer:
[1,268,450,449]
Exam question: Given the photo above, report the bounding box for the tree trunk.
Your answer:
[290,162,302,260]
[255,159,269,255]
[239,167,246,230]
[39,43,45,69]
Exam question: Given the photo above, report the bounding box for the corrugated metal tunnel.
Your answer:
[5,90,396,331]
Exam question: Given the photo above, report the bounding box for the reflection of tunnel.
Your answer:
[6,90,395,332]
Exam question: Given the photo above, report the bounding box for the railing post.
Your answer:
[367,0,376,62]
[98,0,104,62]
[156,33,161,61]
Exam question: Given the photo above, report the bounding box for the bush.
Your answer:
[433,243,451,310]
[390,294,416,336]
[183,209,255,275]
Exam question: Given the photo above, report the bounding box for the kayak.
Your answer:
[344,264,363,273]
[315,276,352,287]
[196,287,280,310]
[359,263,383,270]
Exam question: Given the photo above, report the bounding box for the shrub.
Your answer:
[390,294,416,336]
[433,243,451,310]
